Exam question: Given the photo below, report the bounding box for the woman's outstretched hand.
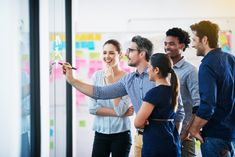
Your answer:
[62,62,74,84]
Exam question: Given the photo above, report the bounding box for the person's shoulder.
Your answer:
[182,59,198,73]
[93,70,104,76]
[223,51,235,59]
[120,70,127,77]
[121,71,136,79]
[91,70,104,80]
[184,59,196,68]
[146,86,158,94]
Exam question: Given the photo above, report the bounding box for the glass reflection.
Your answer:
[19,3,30,156]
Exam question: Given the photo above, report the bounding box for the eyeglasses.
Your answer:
[126,48,139,53]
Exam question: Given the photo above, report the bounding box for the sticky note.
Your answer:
[79,120,86,127]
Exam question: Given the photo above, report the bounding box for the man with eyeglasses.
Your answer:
[63,35,185,157]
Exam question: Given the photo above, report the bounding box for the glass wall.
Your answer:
[0,0,26,156]
[19,1,31,156]
[48,0,67,156]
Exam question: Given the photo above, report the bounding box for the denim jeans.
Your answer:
[201,137,235,157]
[92,131,132,157]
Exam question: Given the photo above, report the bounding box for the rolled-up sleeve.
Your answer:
[93,77,128,99]
[175,94,185,122]
[89,72,102,115]
[196,64,217,120]
[113,96,130,116]
[89,97,102,115]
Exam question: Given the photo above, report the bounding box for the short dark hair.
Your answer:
[190,20,220,48]
[131,35,153,61]
[166,27,191,51]
[103,39,122,53]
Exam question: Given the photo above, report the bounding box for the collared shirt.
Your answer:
[93,68,185,122]
[173,57,200,133]
[196,48,235,140]
[89,70,131,134]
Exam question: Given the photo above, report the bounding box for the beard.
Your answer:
[127,59,138,67]
[196,47,206,56]
[128,62,137,67]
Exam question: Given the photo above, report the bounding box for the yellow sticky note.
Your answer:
[87,33,94,40]
[76,51,84,58]
[94,33,101,41]
[75,34,82,41]
[50,34,56,41]
[89,52,101,60]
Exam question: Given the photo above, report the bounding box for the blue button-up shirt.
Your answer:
[196,48,235,140]
[92,68,185,122]
[173,57,200,133]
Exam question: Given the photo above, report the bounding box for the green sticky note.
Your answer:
[89,52,100,60]
[50,141,54,149]
[50,119,54,126]
[79,120,86,127]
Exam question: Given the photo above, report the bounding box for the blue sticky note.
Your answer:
[76,42,81,49]
[50,129,53,136]
[87,41,95,50]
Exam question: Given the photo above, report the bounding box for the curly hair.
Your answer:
[166,27,191,51]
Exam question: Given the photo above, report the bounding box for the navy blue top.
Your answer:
[93,68,185,122]
[142,85,181,157]
[196,48,235,141]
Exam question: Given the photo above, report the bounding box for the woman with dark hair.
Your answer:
[89,39,133,157]
[134,53,181,157]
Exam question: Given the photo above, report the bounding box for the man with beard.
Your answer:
[63,35,185,157]
[189,20,235,157]
[164,27,200,157]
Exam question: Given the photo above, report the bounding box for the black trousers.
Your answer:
[92,131,132,157]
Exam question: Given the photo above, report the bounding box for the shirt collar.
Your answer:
[135,67,148,77]
[201,48,221,63]
[173,57,185,69]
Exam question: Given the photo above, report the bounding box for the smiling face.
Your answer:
[103,43,121,66]
[191,31,206,56]
[164,36,184,59]
[125,42,142,67]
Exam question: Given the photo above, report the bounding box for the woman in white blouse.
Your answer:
[89,39,134,157]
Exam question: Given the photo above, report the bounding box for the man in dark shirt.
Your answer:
[189,20,235,157]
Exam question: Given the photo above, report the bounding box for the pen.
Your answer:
[58,62,77,70]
